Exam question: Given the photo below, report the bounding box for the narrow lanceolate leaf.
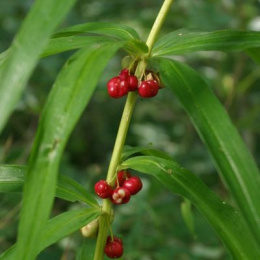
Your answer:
[152,29,260,56]
[120,156,260,259]
[151,57,260,244]
[53,22,140,40]
[42,36,148,58]
[121,145,173,161]
[41,36,115,58]
[14,42,123,260]
[56,174,98,207]
[0,165,25,192]
[0,165,98,207]
[0,207,101,260]
[0,0,76,134]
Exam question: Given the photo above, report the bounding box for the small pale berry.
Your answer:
[94,180,113,199]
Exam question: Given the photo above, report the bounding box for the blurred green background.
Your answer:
[0,0,260,259]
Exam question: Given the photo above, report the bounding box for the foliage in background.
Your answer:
[0,0,260,259]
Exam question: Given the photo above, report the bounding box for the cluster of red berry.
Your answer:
[104,235,123,258]
[94,171,143,258]
[107,68,160,98]
[94,170,142,204]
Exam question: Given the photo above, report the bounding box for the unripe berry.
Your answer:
[138,79,159,98]
[80,219,98,238]
[122,176,143,195]
[94,180,113,199]
[111,187,131,204]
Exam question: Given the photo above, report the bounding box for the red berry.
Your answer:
[107,76,129,98]
[122,176,143,195]
[138,80,159,98]
[106,236,123,245]
[128,75,139,91]
[111,187,131,204]
[104,237,124,258]
[115,170,131,186]
[119,68,129,80]
[94,180,113,199]
[118,79,129,96]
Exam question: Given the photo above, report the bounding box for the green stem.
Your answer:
[93,1,174,259]
[146,0,174,55]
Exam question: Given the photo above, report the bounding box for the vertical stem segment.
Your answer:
[93,92,138,260]
[94,1,174,259]
[146,0,174,55]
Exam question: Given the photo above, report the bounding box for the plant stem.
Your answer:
[93,1,174,259]
[146,0,174,55]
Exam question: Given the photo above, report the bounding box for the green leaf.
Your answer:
[0,165,98,207]
[76,239,96,260]
[123,39,148,56]
[42,36,148,58]
[13,42,123,260]
[42,36,115,57]
[121,145,173,161]
[120,155,260,259]
[57,174,98,207]
[150,57,260,244]
[152,29,260,56]
[53,22,140,40]
[246,48,260,64]
[0,0,76,134]
[0,207,101,260]
[0,165,25,192]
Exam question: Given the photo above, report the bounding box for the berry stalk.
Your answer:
[93,1,174,259]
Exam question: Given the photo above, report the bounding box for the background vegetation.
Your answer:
[0,0,259,259]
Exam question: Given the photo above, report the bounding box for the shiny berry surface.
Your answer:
[128,75,139,91]
[119,68,129,80]
[115,170,131,186]
[106,236,123,245]
[94,180,113,199]
[138,80,159,98]
[107,77,129,98]
[104,238,124,258]
[122,176,143,195]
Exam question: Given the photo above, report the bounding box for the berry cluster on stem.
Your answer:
[107,68,161,99]
[94,170,143,205]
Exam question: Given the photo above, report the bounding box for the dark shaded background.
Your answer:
[0,0,260,259]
